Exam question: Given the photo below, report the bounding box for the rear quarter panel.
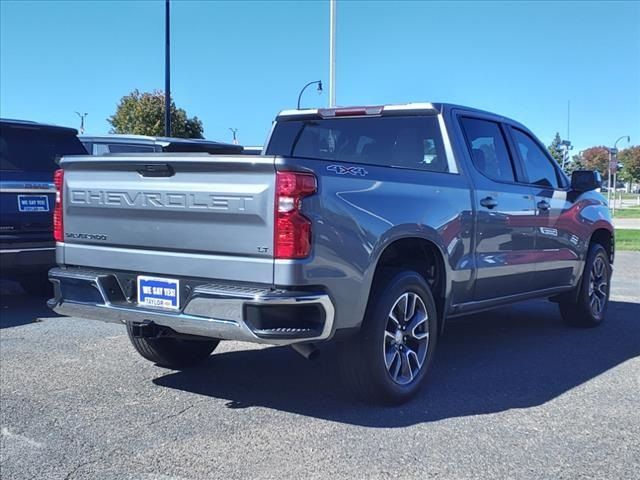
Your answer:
[274,156,475,331]
[563,190,615,260]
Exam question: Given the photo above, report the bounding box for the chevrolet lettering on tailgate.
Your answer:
[69,190,255,212]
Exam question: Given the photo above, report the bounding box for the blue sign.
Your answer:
[18,195,49,212]
[137,276,180,310]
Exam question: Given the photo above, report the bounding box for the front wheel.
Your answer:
[338,270,438,405]
[559,243,611,328]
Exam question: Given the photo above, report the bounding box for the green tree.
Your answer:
[581,146,610,179]
[618,146,640,182]
[563,153,585,176]
[547,132,564,165]
[108,89,204,138]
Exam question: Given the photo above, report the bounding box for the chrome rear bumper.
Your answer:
[48,267,335,345]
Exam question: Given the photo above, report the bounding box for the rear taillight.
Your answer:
[275,171,317,259]
[53,169,64,242]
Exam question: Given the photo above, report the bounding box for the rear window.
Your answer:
[92,143,159,155]
[0,125,87,172]
[266,116,449,172]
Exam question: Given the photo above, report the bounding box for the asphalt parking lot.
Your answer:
[1,253,639,480]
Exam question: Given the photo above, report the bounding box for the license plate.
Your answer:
[18,195,49,212]
[137,276,180,310]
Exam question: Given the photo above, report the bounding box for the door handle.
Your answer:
[537,200,550,211]
[480,196,498,209]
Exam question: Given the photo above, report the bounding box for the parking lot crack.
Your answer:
[63,458,100,480]
[60,402,202,479]
[145,401,202,427]
[63,446,123,480]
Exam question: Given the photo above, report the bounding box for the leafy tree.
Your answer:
[547,132,564,165]
[108,89,204,138]
[581,146,610,179]
[563,153,585,176]
[618,146,640,182]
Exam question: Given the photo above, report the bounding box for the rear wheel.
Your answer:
[559,243,611,328]
[338,270,438,405]
[126,323,219,369]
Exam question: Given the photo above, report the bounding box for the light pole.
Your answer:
[297,80,323,110]
[559,139,572,171]
[164,0,171,137]
[229,128,238,145]
[75,112,88,134]
[610,136,630,215]
[329,0,336,107]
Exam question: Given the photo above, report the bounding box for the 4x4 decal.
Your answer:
[326,165,368,176]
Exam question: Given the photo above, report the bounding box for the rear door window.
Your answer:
[267,116,449,172]
[459,117,516,183]
[0,125,87,172]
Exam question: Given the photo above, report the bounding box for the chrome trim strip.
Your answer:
[0,182,55,194]
[383,102,436,112]
[278,108,319,117]
[448,285,574,317]
[0,247,55,254]
[0,188,56,194]
[48,268,335,346]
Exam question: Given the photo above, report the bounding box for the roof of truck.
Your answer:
[0,118,79,135]
[276,102,523,126]
[79,134,244,154]
[80,134,239,148]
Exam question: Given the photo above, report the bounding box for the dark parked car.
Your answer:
[0,119,87,294]
[80,134,243,155]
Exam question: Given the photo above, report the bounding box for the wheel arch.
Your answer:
[367,235,450,334]
[555,226,614,305]
[589,227,614,265]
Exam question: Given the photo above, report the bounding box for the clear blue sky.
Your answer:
[1,0,639,152]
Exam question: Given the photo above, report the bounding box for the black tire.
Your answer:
[126,323,219,369]
[559,243,611,328]
[338,270,438,405]
[19,274,53,298]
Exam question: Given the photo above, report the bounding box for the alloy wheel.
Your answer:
[588,255,608,317]
[383,292,430,385]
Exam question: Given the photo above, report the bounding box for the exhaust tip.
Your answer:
[291,343,319,361]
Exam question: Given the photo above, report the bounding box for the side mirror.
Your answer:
[571,170,602,192]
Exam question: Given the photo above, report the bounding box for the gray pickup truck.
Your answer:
[49,103,614,404]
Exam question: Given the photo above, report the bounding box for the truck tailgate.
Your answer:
[59,154,276,284]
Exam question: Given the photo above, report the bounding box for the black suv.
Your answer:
[0,119,87,295]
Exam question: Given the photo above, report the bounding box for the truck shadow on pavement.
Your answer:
[154,299,640,426]
[0,290,57,329]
